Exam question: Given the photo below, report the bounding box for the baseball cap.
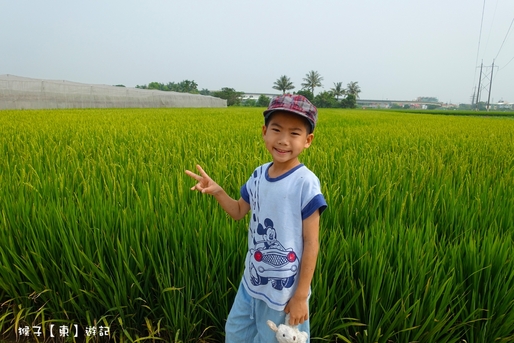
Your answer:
[263,94,318,132]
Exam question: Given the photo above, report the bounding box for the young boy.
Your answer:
[185,94,327,342]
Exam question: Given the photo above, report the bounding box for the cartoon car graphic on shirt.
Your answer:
[249,218,299,290]
[250,247,299,290]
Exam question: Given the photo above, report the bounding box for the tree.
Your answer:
[135,80,199,93]
[294,89,314,102]
[272,75,295,94]
[301,70,323,96]
[241,99,257,107]
[212,87,244,106]
[346,81,361,99]
[340,94,357,108]
[177,80,199,93]
[330,82,345,100]
[148,82,166,91]
[257,94,270,107]
[164,80,199,93]
[313,91,338,108]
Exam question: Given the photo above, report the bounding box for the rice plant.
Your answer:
[0,108,513,342]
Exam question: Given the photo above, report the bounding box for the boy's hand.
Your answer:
[284,295,308,326]
[185,164,222,195]
[185,164,249,220]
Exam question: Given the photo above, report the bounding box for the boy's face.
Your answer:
[262,111,314,168]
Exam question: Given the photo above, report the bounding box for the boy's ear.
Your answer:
[262,125,267,137]
[304,133,314,148]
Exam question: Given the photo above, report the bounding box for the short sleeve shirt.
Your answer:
[240,162,327,311]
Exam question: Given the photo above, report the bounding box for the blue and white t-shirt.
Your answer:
[240,162,327,311]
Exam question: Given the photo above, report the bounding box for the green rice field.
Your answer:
[0,107,513,342]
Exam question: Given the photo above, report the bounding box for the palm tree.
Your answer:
[272,75,295,94]
[301,70,323,96]
[346,81,361,98]
[330,82,345,100]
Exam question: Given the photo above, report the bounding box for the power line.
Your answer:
[499,55,514,71]
[472,0,488,99]
[472,1,513,105]
[483,0,500,59]
[494,17,514,60]
[475,0,487,68]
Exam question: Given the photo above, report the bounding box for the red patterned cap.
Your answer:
[263,94,317,131]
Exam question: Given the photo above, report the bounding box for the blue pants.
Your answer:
[225,281,310,343]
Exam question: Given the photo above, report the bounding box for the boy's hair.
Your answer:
[264,111,313,135]
[263,94,317,134]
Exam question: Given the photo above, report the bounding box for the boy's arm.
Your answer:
[284,209,320,326]
[185,164,250,220]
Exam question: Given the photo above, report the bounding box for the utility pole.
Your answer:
[475,62,483,111]
[486,60,495,111]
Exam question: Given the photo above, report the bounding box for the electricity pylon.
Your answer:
[474,60,498,111]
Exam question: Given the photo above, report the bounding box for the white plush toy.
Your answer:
[267,314,309,343]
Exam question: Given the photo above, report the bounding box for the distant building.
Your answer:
[242,92,280,101]
[496,100,513,110]
[357,98,443,109]
[416,96,439,103]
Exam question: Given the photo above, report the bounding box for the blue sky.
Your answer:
[2,0,513,104]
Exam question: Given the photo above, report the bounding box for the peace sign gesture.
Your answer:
[185,164,250,220]
[185,164,223,196]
